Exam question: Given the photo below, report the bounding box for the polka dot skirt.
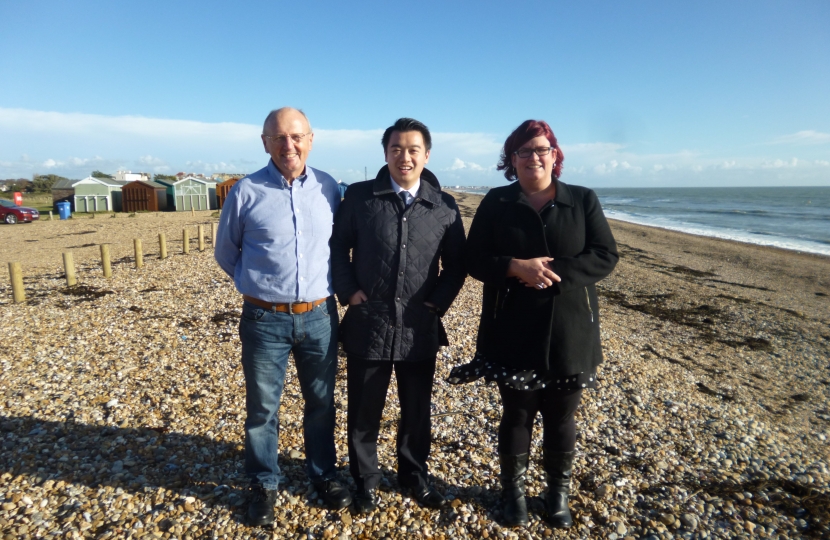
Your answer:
[447,353,597,392]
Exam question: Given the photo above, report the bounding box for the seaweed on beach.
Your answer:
[59,285,114,302]
[669,265,717,278]
[718,337,774,351]
[599,288,723,329]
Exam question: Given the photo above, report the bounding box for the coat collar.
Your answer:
[498,178,574,207]
[371,165,443,206]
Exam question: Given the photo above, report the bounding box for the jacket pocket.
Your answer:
[340,302,386,357]
[584,287,594,323]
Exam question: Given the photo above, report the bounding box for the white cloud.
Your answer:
[139,155,162,164]
[762,158,799,168]
[772,130,830,145]
[0,107,258,141]
[2,108,829,186]
[446,158,487,172]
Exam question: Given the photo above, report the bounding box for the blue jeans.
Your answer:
[239,296,339,490]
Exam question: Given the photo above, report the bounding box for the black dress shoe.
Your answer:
[353,488,378,514]
[410,485,446,509]
[247,486,278,526]
[314,479,353,510]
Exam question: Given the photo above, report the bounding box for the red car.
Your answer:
[0,199,40,224]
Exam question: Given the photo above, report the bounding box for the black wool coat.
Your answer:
[466,180,618,375]
[331,166,466,362]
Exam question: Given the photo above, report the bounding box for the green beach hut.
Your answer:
[73,176,126,213]
[156,176,217,211]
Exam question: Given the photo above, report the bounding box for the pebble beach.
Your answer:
[1,194,828,539]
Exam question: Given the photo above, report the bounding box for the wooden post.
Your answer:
[8,262,25,303]
[159,232,167,259]
[49,211,53,221]
[191,207,195,217]
[100,244,112,278]
[198,225,205,252]
[62,252,76,286]
[211,222,218,246]
[134,238,144,268]
[182,229,190,254]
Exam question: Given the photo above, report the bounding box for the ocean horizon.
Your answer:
[451,185,830,257]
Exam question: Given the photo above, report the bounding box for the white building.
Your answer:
[114,170,151,182]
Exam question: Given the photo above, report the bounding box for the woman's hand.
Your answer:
[349,290,368,305]
[507,257,561,289]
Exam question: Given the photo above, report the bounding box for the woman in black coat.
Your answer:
[449,120,618,528]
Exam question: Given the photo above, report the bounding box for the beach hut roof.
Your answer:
[51,178,85,189]
[125,180,166,189]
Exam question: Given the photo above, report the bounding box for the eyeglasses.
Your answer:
[263,132,310,145]
[513,146,555,159]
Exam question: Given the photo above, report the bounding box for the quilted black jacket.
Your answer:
[331,166,466,361]
[467,180,618,375]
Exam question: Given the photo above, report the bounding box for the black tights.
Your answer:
[497,383,583,455]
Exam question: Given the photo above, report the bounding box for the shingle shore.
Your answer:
[1,195,828,539]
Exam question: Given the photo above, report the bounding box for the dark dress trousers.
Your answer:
[331,165,466,490]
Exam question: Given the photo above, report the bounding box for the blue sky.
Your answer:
[1,1,828,186]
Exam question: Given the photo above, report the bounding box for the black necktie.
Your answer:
[399,191,410,207]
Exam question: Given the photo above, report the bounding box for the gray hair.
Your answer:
[262,107,312,134]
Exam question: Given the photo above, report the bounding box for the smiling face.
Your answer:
[385,130,430,190]
[511,135,556,189]
[261,109,313,181]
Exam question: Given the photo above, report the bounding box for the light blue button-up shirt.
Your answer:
[214,159,341,303]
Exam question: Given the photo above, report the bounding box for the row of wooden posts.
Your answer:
[6,222,218,304]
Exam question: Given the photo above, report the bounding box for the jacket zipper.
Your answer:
[585,287,594,323]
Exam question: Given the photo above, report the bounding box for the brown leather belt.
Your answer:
[243,295,326,314]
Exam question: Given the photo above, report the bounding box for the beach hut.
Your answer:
[51,178,85,211]
[337,180,349,199]
[73,176,125,213]
[216,178,240,208]
[155,176,217,211]
[121,180,168,212]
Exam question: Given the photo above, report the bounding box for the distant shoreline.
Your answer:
[447,188,830,260]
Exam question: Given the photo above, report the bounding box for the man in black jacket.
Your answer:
[331,118,466,513]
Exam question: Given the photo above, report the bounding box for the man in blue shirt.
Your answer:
[215,107,351,526]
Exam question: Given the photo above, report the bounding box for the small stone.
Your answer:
[679,513,698,530]
[105,399,118,408]
[596,484,613,498]
[659,513,675,526]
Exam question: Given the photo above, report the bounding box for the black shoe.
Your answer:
[499,453,529,527]
[353,488,378,514]
[314,479,353,510]
[247,486,278,526]
[543,450,575,528]
[409,485,446,509]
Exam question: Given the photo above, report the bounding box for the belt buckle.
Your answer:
[287,302,294,315]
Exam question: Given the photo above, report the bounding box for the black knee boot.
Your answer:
[544,450,575,528]
[499,453,529,527]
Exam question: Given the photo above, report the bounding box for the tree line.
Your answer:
[1,171,179,193]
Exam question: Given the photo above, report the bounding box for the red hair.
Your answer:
[497,120,564,181]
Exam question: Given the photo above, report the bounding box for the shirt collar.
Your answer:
[390,177,420,199]
[267,159,310,188]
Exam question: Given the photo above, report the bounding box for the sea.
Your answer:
[452,186,830,257]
